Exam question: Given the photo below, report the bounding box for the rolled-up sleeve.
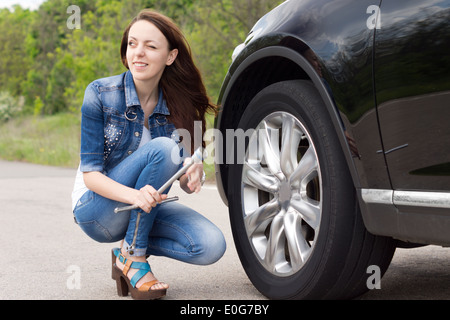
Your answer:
[79,83,105,173]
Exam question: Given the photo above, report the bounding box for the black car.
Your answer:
[214,0,450,299]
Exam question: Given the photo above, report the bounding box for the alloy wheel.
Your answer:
[241,111,322,276]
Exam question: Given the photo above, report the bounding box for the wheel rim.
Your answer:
[241,111,322,277]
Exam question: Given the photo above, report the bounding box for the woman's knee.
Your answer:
[146,137,181,169]
[191,226,226,265]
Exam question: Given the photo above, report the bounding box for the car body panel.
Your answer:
[215,0,450,245]
[363,0,450,245]
[374,0,450,191]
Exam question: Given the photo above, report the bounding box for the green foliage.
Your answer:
[33,96,44,116]
[0,0,282,116]
[0,6,34,97]
[180,0,284,102]
[0,91,25,121]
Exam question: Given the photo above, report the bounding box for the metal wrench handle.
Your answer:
[114,196,179,214]
[114,148,203,214]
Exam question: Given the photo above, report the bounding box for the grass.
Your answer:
[0,113,216,181]
[0,113,81,168]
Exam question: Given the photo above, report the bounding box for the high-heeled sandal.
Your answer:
[111,248,167,300]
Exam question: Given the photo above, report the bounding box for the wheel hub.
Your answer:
[278,180,292,209]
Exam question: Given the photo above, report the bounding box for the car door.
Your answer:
[374,0,450,192]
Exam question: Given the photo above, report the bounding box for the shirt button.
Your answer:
[128,151,133,155]
[135,132,140,137]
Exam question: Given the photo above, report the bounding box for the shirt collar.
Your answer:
[153,87,170,116]
[124,71,140,108]
[124,70,170,116]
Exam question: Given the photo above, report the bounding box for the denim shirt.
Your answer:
[80,71,181,174]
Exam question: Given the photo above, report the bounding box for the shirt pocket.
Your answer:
[150,115,173,138]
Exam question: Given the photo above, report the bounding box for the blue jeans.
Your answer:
[73,137,226,265]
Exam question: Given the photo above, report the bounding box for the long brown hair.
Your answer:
[120,9,217,152]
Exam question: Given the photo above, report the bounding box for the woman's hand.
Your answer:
[180,159,204,194]
[132,185,168,213]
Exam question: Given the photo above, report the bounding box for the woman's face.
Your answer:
[126,20,178,83]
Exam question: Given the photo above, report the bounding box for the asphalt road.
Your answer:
[0,160,448,300]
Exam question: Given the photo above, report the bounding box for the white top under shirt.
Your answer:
[71,126,152,211]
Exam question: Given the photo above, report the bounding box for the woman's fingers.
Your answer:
[137,185,168,213]
[186,163,203,193]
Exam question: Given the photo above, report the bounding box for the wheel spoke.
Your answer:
[289,146,317,187]
[280,115,299,178]
[290,194,320,231]
[244,198,280,237]
[284,209,312,265]
[242,161,279,193]
[259,121,284,181]
[264,211,286,272]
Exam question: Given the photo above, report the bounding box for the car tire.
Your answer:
[227,80,396,299]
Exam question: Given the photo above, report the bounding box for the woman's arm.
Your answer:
[83,171,167,213]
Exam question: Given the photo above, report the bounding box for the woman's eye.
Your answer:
[128,41,136,46]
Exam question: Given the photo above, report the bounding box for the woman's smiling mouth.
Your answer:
[133,62,148,68]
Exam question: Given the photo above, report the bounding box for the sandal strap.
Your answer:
[138,280,160,292]
[113,248,151,269]
[130,268,150,288]
[113,248,153,288]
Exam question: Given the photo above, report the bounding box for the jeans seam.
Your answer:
[74,191,94,211]
[77,220,113,241]
[147,218,195,256]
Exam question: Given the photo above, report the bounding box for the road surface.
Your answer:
[0,160,448,300]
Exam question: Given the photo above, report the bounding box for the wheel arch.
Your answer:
[216,44,361,205]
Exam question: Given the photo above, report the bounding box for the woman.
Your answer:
[71,10,226,300]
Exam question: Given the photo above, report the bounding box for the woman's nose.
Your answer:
[135,44,145,56]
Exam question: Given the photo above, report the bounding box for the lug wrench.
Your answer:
[113,148,204,253]
[114,147,203,213]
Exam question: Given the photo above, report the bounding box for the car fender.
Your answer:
[215,40,361,205]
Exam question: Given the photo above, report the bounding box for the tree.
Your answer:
[0,0,283,115]
[184,0,284,101]
[0,6,34,96]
